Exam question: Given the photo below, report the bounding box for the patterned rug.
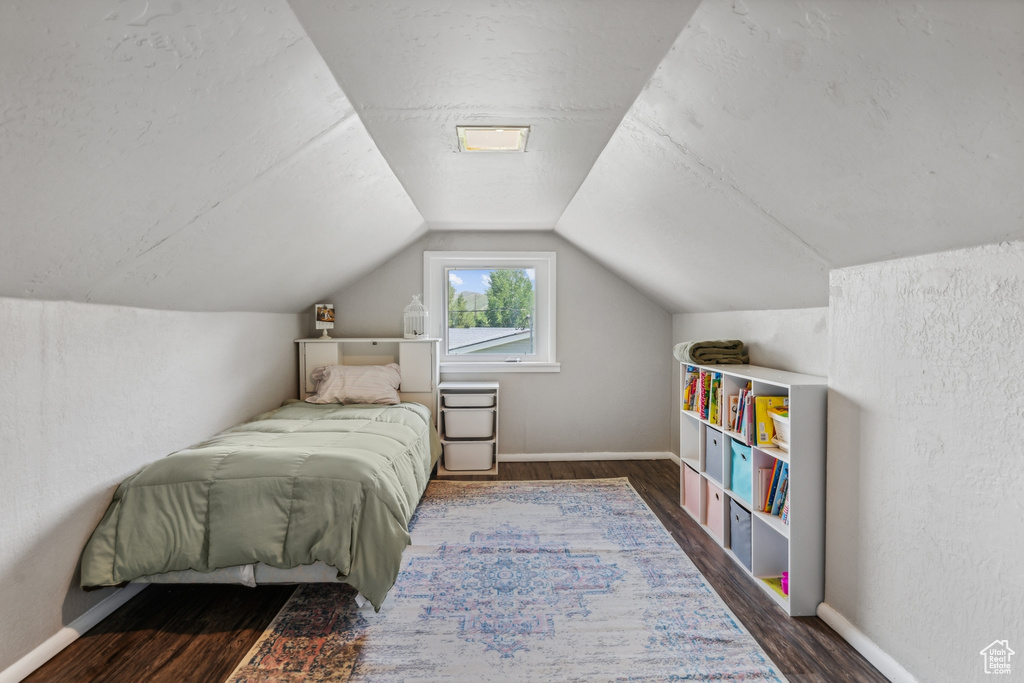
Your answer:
[228,479,786,682]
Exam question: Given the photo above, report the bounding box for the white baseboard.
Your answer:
[0,583,147,683]
[816,602,917,683]
[498,451,677,463]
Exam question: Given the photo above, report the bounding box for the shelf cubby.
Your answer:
[678,362,826,617]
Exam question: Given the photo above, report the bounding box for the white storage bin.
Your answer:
[444,442,494,471]
[443,393,496,408]
[444,409,495,439]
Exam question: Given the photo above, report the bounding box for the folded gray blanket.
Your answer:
[673,339,749,365]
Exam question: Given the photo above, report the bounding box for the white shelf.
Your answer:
[295,337,440,419]
[436,460,498,477]
[680,453,700,472]
[678,361,826,617]
[754,509,791,539]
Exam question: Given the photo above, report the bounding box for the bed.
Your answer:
[80,360,441,610]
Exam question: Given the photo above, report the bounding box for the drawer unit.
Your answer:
[705,479,725,541]
[729,498,753,571]
[437,381,499,477]
[444,442,495,471]
[704,426,724,483]
[682,464,701,520]
[443,409,495,439]
[443,393,495,408]
[729,440,753,504]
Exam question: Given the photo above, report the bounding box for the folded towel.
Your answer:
[673,340,749,365]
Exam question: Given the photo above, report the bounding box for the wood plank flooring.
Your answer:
[26,460,886,682]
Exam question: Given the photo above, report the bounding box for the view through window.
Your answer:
[446,267,536,356]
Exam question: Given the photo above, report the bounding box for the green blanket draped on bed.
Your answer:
[80,401,441,609]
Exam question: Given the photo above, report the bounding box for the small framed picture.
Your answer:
[315,304,335,337]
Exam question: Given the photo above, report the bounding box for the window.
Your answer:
[424,251,558,372]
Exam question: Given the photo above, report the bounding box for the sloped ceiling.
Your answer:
[0,0,425,313]
[288,0,701,230]
[557,0,1024,312]
[2,1,1022,315]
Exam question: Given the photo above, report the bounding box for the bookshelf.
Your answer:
[678,362,827,617]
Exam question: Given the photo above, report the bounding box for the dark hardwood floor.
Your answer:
[27,460,886,682]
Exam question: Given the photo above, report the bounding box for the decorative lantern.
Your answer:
[403,294,428,339]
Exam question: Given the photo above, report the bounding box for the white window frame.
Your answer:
[424,251,559,373]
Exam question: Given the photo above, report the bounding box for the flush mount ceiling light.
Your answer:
[457,126,529,152]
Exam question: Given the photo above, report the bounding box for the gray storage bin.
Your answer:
[729,498,753,571]
[704,426,723,483]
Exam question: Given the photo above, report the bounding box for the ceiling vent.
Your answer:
[457,126,529,152]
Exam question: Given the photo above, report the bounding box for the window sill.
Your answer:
[440,361,561,374]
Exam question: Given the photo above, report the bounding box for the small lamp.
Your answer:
[314,303,335,338]
[403,295,428,339]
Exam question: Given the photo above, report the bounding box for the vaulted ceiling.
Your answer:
[2,1,1021,314]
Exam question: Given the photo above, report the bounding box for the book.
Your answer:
[757,467,774,508]
[744,392,754,442]
[708,377,720,424]
[698,372,709,419]
[771,465,789,516]
[781,487,791,524]
[727,395,740,431]
[763,460,782,512]
[755,396,789,447]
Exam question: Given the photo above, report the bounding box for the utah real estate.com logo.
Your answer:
[980,640,1015,675]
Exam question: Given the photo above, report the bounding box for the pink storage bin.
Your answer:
[682,465,701,519]
[705,479,725,540]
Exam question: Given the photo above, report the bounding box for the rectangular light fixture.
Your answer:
[457,126,529,152]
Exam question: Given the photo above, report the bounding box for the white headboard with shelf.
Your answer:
[296,337,440,418]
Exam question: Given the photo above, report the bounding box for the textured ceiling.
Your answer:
[289,0,701,230]
[0,0,425,313]
[1,1,1021,314]
[556,0,1024,311]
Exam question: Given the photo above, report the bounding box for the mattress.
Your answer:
[80,401,441,609]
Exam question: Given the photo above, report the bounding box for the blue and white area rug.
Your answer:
[230,479,786,682]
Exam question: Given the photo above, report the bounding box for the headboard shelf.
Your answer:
[296,338,441,419]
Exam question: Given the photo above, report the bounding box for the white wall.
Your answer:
[324,231,674,455]
[670,308,829,453]
[0,298,302,672]
[827,241,1024,682]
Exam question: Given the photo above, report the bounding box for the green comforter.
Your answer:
[80,401,440,609]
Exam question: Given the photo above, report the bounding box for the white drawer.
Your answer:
[444,442,494,471]
[443,409,495,439]
[443,393,496,408]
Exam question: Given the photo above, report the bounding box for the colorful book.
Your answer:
[755,396,789,447]
[698,372,709,419]
[763,460,782,512]
[683,370,698,411]
[771,465,789,516]
[708,377,720,424]
[781,487,791,524]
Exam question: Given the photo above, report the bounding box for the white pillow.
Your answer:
[305,363,402,405]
